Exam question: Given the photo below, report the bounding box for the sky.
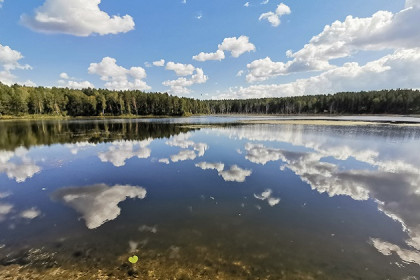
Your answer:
[0,0,419,99]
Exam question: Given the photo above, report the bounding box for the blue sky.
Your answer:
[0,0,418,99]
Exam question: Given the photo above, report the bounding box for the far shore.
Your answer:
[1,114,420,126]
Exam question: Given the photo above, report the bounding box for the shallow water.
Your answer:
[0,118,420,279]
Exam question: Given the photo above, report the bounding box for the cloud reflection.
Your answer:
[254,189,280,206]
[52,183,147,229]
[98,139,152,167]
[196,162,252,182]
[229,124,420,265]
[166,133,208,162]
[0,148,41,183]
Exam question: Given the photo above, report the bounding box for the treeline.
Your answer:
[0,83,207,116]
[0,83,419,117]
[205,89,420,115]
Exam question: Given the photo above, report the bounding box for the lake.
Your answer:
[0,117,420,279]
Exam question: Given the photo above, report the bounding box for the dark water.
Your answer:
[0,118,420,279]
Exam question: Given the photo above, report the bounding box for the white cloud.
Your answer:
[259,3,291,27]
[152,59,165,67]
[371,238,420,265]
[236,70,244,77]
[166,133,208,162]
[254,189,280,206]
[20,207,41,219]
[193,36,255,62]
[0,149,41,183]
[170,150,197,162]
[98,140,152,167]
[193,50,225,62]
[166,62,195,76]
[88,57,151,91]
[217,48,420,99]
[0,43,31,85]
[163,64,208,94]
[58,72,94,89]
[219,165,252,182]
[21,0,135,36]
[0,203,13,216]
[219,36,256,58]
[195,161,252,182]
[195,162,225,172]
[261,0,269,4]
[59,72,69,79]
[0,0,4,8]
[166,133,208,155]
[158,158,170,164]
[244,2,250,7]
[249,4,420,82]
[0,192,11,199]
[52,183,147,229]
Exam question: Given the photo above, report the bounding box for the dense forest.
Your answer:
[0,83,419,117]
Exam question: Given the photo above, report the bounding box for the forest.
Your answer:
[0,82,419,117]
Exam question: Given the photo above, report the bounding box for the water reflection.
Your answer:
[214,125,420,265]
[98,139,152,167]
[51,184,147,229]
[0,148,41,183]
[254,189,280,207]
[1,119,420,278]
[195,162,252,182]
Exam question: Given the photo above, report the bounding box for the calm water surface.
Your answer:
[0,118,420,279]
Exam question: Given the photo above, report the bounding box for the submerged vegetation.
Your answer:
[0,83,419,117]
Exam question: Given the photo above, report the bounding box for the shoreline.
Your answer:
[1,114,420,126]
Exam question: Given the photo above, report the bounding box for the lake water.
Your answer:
[0,117,420,279]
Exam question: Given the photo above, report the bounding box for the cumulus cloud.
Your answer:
[21,0,135,36]
[170,150,197,162]
[98,140,152,167]
[88,57,150,91]
[0,203,13,221]
[158,158,170,164]
[166,133,208,156]
[193,36,255,62]
[195,162,225,172]
[58,72,94,89]
[219,165,252,182]
[20,207,41,219]
[166,133,208,162]
[152,59,165,67]
[166,62,195,76]
[195,161,252,182]
[193,50,225,62]
[244,2,250,7]
[248,4,420,82]
[217,48,420,99]
[163,64,208,94]
[259,3,291,27]
[371,238,420,265]
[52,183,147,229]
[0,43,31,85]
[0,149,41,183]
[254,189,280,206]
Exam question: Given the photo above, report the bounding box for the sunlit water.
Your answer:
[0,118,420,279]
